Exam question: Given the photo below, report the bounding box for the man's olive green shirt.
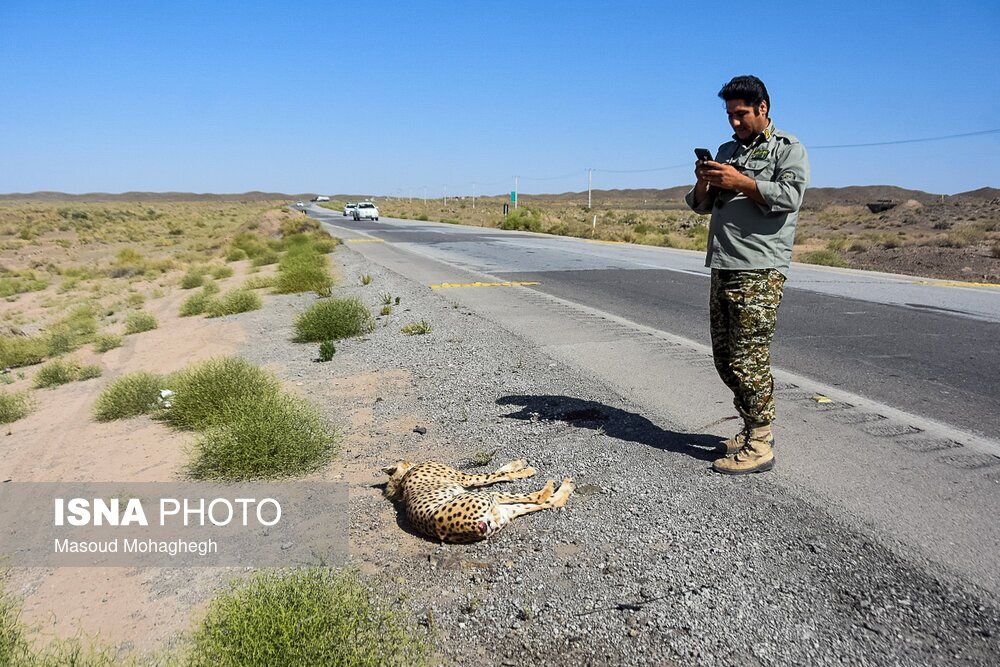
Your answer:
[685,122,809,275]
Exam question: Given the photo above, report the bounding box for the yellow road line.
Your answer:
[345,238,386,244]
[584,239,628,245]
[430,281,541,289]
[911,279,1000,288]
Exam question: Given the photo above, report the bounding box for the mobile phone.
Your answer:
[694,148,713,162]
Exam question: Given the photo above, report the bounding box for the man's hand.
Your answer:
[700,161,751,190]
[698,161,767,206]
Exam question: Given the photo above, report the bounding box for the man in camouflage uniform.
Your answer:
[685,75,809,475]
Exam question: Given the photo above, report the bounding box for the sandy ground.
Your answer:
[1,264,259,653]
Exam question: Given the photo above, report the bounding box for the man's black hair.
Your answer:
[718,75,770,113]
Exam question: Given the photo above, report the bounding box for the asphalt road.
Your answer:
[309,208,1000,440]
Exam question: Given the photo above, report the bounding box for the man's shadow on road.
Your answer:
[496,395,725,462]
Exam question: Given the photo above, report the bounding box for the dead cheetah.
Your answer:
[382,459,574,543]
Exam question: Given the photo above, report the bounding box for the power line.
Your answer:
[398,127,999,196]
[811,128,1000,149]
[593,162,690,174]
[519,169,586,181]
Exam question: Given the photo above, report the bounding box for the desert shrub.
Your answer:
[242,274,276,290]
[226,248,248,262]
[0,588,117,665]
[992,240,1000,259]
[279,214,320,237]
[180,283,221,317]
[275,240,334,295]
[94,333,124,352]
[379,305,392,316]
[211,265,234,279]
[251,248,281,267]
[165,357,280,431]
[188,392,331,480]
[311,234,339,254]
[294,298,373,342]
[93,371,166,421]
[826,235,848,251]
[0,270,47,298]
[46,305,98,354]
[124,311,157,334]
[206,289,262,318]
[318,340,336,362]
[801,249,848,267]
[500,208,542,232]
[181,267,207,289]
[0,390,33,423]
[108,247,148,277]
[229,232,269,260]
[401,320,432,335]
[33,358,101,388]
[185,569,427,666]
[125,292,146,308]
[0,335,47,368]
[941,225,988,248]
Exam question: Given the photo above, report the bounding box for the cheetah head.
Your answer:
[381,460,414,501]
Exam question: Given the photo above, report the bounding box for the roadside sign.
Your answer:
[510,191,517,203]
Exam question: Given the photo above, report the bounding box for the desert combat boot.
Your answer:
[713,426,774,475]
[717,425,749,456]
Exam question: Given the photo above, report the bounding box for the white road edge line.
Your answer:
[315,215,1000,458]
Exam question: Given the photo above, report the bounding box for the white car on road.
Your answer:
[353,202,379,221]
[343,203,357,217]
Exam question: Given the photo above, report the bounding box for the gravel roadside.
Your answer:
[237,244,1000,666]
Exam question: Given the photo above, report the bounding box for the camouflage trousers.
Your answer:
[709,268,786,427]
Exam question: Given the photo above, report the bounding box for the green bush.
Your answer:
[181,268,207,289]
[180,283,220,317]
[0,270,47,298]
[33,359,102,389]
[0,335,47,368]
[166,357,280,431]
[500,208,543,232]
[185,569,427,666]
[294,298,374,342]
[400,319,432,335]
[800,249,848,267]
[93,333,124,353]
[124,311,158,334]
[1,589,118,665]
[93,371,166,421]
[318,340,336,362]
[206,289,262,318]
[211,265,235,279]
[0,390,33,423]
[275,240,334,295]
[226,248,248,262]
[251,248,281,267]
[188,392,331,480]
[242,274,277,290]
[46,305,99,355]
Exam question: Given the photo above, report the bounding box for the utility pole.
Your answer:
[514,176,519,210]
[472,182,476,210]
[588,168,593,209]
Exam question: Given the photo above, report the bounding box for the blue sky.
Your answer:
[1,1,998,195]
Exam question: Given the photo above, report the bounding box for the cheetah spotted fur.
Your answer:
[382,459,573,543]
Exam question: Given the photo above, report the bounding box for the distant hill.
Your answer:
[954,187,1000,200]
[0,191,310,202]
[0,186,994,207]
